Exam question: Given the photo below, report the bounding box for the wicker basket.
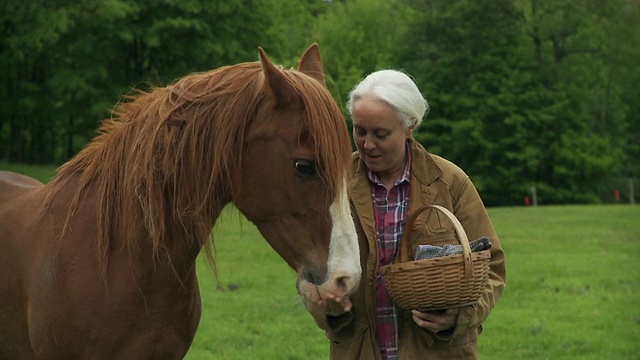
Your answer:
[378,205,491,311]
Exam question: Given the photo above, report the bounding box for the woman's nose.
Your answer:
[363,137,375,150]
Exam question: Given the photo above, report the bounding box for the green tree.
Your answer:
[400,0,535,205]
[1,0,280,163]
[312,0,410,110]
[604,0,640,203]
[0,0,75,163]
[2,0,637,204]
[397,0,638,205]
[516,0,636,203]
[259,0,331,66]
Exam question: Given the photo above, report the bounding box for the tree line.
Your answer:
[1,0,638,206]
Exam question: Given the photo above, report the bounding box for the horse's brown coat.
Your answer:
[0,44,359,359]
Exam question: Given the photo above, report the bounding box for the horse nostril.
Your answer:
[335,276,349,294]
[304,271,318,285]
[304,271,323,285]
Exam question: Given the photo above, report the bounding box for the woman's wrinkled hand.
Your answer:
[411,308,459,332]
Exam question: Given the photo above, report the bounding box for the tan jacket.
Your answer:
[308,139,506,359]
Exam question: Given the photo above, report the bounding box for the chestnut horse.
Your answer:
[0,44,360,359]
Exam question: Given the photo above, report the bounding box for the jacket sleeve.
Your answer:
[443,175,506,340]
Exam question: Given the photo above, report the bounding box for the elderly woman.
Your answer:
[301,70,506,359]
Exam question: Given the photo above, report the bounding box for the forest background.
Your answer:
[1,0,638,206]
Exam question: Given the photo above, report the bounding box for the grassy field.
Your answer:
[2,162,639,359]
[190,205,640,360]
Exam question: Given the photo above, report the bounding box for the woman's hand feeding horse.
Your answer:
[0,44,361,359]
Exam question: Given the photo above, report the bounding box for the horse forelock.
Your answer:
[285,72,352,201]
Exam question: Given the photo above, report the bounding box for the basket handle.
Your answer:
[399,205,473,279]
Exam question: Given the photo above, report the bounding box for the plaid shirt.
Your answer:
[368,149,411,360]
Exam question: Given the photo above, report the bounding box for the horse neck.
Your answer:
[50,175,227,281]
[133,199,227,276]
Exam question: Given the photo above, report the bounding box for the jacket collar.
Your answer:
[406,137,442,187]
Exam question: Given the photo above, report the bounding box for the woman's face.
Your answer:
[352,96,410,179]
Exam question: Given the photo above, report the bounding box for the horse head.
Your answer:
[234,44,361,303]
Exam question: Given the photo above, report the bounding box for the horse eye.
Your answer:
[293,159,316,176]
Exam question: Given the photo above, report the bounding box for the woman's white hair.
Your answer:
[346,69,429,132]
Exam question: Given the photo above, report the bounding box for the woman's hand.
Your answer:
[299,282,352,316]
[319,293,353,316]
[411,308,459,332]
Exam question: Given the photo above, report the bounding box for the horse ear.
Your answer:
[297,43,326,86]
[259,47,296,106]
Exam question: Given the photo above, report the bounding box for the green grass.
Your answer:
[190,209,328,359]
[193,205,639,360]
[187,208,327,360]
[480,205,640,359]
[4,163,639,359]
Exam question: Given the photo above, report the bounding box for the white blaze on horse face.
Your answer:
[319,179,361,297]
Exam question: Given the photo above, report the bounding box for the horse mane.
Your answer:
[46,61,351,276]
